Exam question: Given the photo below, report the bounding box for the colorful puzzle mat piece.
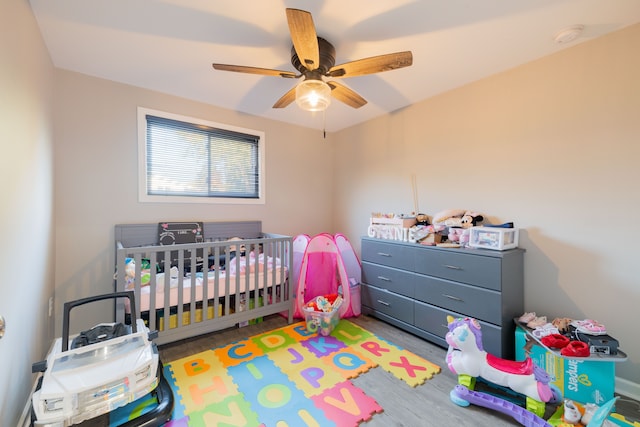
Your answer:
[168,349,240,414]
[331,319,375,345]
[320,345,378,380]
[213,337,266,367]
[311,380,383,426]
[354,334,441,387]
[228,354,334,426]
[188,394,260,426]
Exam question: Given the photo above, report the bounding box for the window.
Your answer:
[138,108,265,204]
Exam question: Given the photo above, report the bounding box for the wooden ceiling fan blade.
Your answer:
[272,86,297,108]
[286,8,319,71]
[212,63,297,78]
[327,81,367,108]
[327,51,413,78]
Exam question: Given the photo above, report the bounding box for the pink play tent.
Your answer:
[293,233,362,319]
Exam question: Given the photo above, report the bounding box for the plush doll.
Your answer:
[433,210,484,228]
[448,228,467,243]
[432,209,467,226]
[443,211,484,245]
[415,213,430,226]
[460,211,484,228]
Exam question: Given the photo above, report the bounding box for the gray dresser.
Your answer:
[361,237,524,359]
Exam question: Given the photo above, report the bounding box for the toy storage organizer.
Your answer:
[114,221,293,345]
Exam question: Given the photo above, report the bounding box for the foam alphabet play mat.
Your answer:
[143,320,441,426]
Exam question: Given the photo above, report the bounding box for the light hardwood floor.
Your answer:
[158,314,640,427]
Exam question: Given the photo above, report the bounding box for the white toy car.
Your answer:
[31,292,172,427]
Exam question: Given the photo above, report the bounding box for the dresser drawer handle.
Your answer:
[377,276,391,282]
[376,299,390,306]
[377,252,392,257]
[442,294,463,302]
[443,264,462,270]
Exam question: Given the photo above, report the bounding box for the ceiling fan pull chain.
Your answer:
[323,110,326,139]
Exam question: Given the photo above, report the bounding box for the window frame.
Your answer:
[137,107,266,205]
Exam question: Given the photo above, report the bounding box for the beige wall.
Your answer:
[53,70,334,335]
[0,1,55,425]
[333,24,640,392]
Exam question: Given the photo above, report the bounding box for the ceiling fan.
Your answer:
[212,8,413,112]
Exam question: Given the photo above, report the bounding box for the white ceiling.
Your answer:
[30,0,640,132]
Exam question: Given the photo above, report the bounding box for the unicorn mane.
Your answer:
[449,317,484,351]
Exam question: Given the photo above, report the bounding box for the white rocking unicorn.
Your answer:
[445,316,557,406]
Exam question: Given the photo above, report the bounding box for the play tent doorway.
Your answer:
[293,233,361,319]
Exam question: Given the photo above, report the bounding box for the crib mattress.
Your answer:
[128,268,287,312]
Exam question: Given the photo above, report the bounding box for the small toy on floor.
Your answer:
[550,397,620,427]
[563,399,581,424]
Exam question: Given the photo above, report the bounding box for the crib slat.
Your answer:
[148,251,157,332]
[162,249,171,331]
[115,249,127,324]
[188,247,197,326]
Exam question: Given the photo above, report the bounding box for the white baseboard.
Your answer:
[17,375,39,427]
[616,376,640,402]
[17,394,32,427]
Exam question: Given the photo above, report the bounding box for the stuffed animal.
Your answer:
[448,228,469,244]
[415,213,430,226]
[432,209,467,225]
[460,211,484,228]
[433,209,483,226]
[440,211,484,245]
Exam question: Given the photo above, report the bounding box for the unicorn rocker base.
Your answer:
[445,316,620,427]
[446,316,562,426]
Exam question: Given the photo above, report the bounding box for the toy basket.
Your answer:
[303,299,342,336]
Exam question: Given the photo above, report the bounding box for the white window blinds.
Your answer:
[145,114,260,199]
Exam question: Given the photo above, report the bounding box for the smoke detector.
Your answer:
[553,25,584,44]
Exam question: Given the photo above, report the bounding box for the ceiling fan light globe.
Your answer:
[296,79,331,112]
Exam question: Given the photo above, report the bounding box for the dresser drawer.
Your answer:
[362,262,416,298]
[415,250,502,291]
[413,301,503,357]
[414,276,501,325]
[361,284,414,324]
[361,239,415,270]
